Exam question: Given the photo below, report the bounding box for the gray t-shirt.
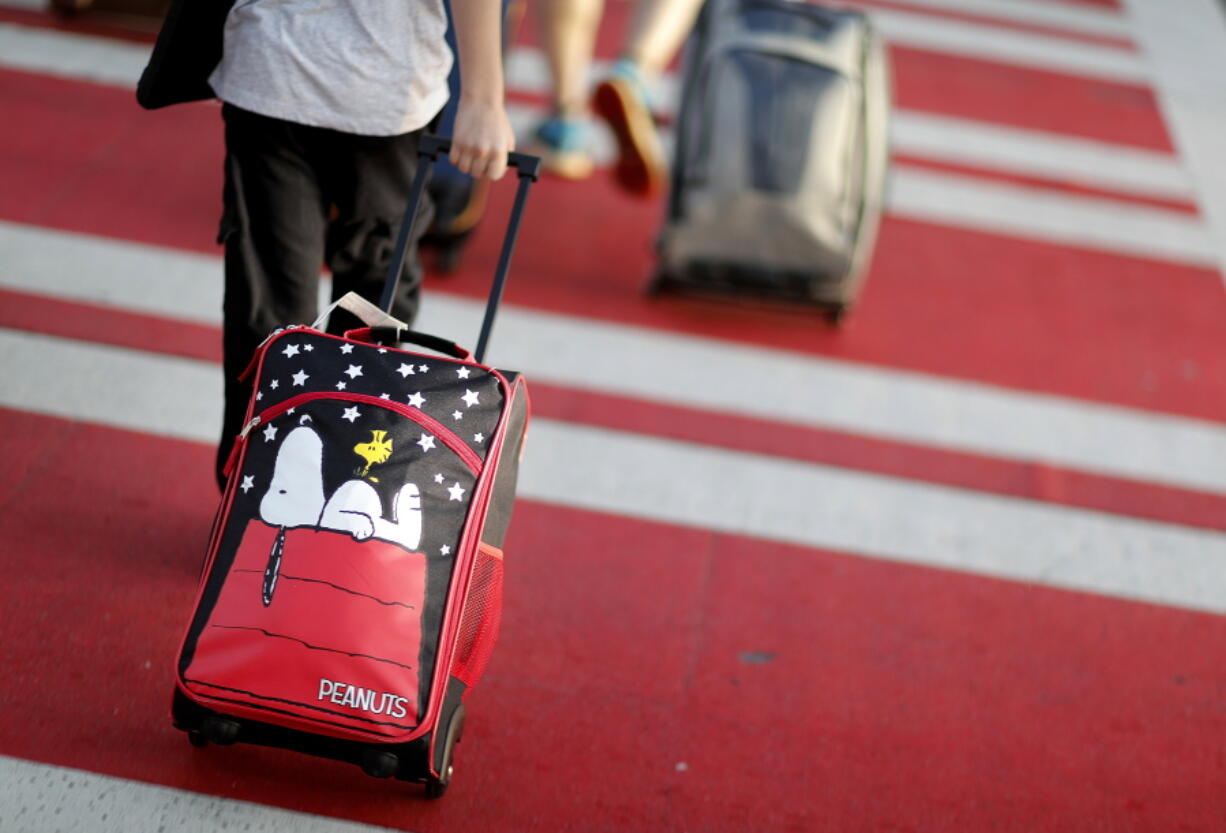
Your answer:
[209,0,453,136]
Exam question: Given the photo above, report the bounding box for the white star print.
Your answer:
[457,366,471,379]
[440,545,451,556]
[270,379,279,389]
[452,410,463,421]
[418,364,429,373]
[241,475,255,493]
[256,391,263,401]
[474,433,485,444]
[447,483,465,501]
[287,408,296,415]
[433,473,445,484]
[262,424,278,442]
[378,348,388,354]
[461,389,480,408]
[282,344,300,358]
[344,364,363,379]
[291,370,308,386]
[380,393,391,400]
[417,434,436,452]
[340,344,354,354]
[342,407,361,423]
[304,344,314,351]
[336,381,347,391]
[407,392,425,408]
[397,363,415,378]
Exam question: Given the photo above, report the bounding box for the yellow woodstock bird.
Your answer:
[354,430,394,480]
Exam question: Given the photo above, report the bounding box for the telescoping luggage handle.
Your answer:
[380,134,542,365]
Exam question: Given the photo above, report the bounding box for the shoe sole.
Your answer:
[526,143,596,180]
[592,78,666,198]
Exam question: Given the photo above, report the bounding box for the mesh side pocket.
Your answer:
[451,542,505,688]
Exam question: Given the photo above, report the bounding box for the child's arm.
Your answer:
[450,0,516,180]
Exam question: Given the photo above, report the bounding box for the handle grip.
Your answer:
[343,326,474,361]
[418,134,542,180]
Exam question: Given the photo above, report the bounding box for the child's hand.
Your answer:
[451,100,516,181]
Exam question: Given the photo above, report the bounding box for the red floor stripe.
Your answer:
[892,154,1200,214]
[5,288,1224,532]
[889,45,1172,151]
[0,287,222,363]
[2,69,1223,426]
[462,183,1226,424]
[1,410,1222,831]
[527,381,1226,532]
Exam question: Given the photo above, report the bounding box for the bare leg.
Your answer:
[531,0,604,178]
[621,0,706,80]
[537,0,606,116]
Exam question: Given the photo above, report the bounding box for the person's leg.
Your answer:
[217,104,328,489]
[592,0,704,197]
[529,0,604,179]
[622,0,705,77]
[319,127,430,332]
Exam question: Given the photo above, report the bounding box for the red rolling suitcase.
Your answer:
[172,136,540,798]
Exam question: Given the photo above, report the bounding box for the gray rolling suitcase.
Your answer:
[654,0,891,323]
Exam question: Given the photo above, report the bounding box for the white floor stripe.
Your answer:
[1126,0,1226,287]
[860,6,1147,83]
[843,0,1132,40]
[2,327,1225,616]
[2,222,1224,496]
[887,166,1216,267]
[0,22,148,87]
[888,110,1194,202]
[0,756,400,833]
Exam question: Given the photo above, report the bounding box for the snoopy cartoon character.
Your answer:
[260,423,423,550]
[255,422,423,606]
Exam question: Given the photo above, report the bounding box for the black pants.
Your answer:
[216,103,432,486]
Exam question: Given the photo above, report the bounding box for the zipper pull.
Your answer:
[239,415,261,440]
[222,416,262,481]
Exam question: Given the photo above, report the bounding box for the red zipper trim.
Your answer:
[244,391,483,475]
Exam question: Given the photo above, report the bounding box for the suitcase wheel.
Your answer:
[361,750,400,779]
[424,766,452,799]
[823,304,849,326]
[201,716,241,746]
[187,730,208,748]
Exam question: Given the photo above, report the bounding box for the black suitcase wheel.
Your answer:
[187,730,208,748]
[424,770,450,799]
[424,704,465,799]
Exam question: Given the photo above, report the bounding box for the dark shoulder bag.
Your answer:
[136,0,237,109]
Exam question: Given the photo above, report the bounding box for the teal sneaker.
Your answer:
[530,115,595,180]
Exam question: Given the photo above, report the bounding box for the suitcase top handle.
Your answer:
[381,135,542,365]
[418,134,543,181]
